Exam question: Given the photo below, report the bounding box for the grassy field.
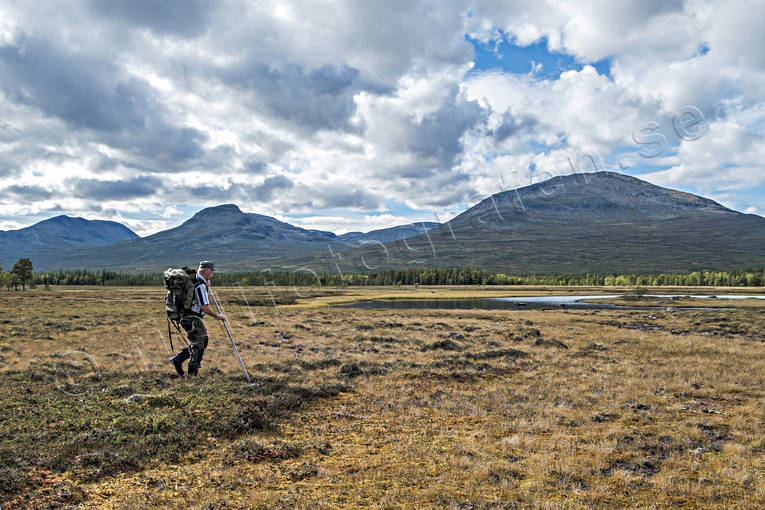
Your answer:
[1,285,763,509]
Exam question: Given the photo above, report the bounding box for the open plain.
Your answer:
[1,285,763,509]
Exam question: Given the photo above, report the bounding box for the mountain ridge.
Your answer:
[461,171,736,225]
[0,215,138,269]
[17,205,441,271]
[4,171,765,273]
[277,171,765,274]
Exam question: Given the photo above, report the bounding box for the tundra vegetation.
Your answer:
[0,285,763,508]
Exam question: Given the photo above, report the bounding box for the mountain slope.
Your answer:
[38,204,334,271]
[23,172,765,273]
[280,171,765,274]
[41,205,440,271]
[0,216,138,269]
[337,222,440,244]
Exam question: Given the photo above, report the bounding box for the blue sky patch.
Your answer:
[467,33,612,80]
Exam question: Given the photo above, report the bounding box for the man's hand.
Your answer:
[217,313,226,321]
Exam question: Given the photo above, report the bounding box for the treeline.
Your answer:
[20,266,765,287]
[33,269,163,286]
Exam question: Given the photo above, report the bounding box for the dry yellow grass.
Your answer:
[1,285,763,509]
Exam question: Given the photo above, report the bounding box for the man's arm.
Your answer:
[200,304,225,320]
[197,280,225,320]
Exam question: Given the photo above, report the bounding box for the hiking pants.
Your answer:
[180,315,209,371]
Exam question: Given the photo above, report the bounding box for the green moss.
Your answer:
[0,368,348,496]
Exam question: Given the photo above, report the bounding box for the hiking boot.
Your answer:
[187,365,199,376]
[169,348,189,376]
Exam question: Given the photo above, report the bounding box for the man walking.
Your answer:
[169,261,225,376]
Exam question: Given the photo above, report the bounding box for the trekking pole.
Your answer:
[209,287,251,383]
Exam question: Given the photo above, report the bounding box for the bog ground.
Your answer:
[1,286,763,509]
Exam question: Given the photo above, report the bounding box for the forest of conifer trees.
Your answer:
[11,266,764,288]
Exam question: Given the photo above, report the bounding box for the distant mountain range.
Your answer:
[2,204,439,272]
[3,171,764,274]
[0,215,138,270]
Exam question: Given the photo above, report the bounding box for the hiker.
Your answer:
[169,261,225,376]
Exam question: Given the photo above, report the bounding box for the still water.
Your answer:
[337,294,764,311]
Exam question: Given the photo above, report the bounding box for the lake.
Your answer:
[336,294,764,311]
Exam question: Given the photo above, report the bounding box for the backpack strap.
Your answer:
[182,275,207,318]
[193,275,206,295]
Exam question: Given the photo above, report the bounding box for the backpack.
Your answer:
[163,267,198,320]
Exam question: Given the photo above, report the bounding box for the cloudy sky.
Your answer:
[0,0,763,235]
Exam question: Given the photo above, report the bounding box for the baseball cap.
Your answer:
[199,260,215,270]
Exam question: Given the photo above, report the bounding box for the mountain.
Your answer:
[283,171,765,274]
[41,205,440,271]
[337,222,440,244]
[19,172,765,273]
[38,204,331,271]
[0,215,138,269]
